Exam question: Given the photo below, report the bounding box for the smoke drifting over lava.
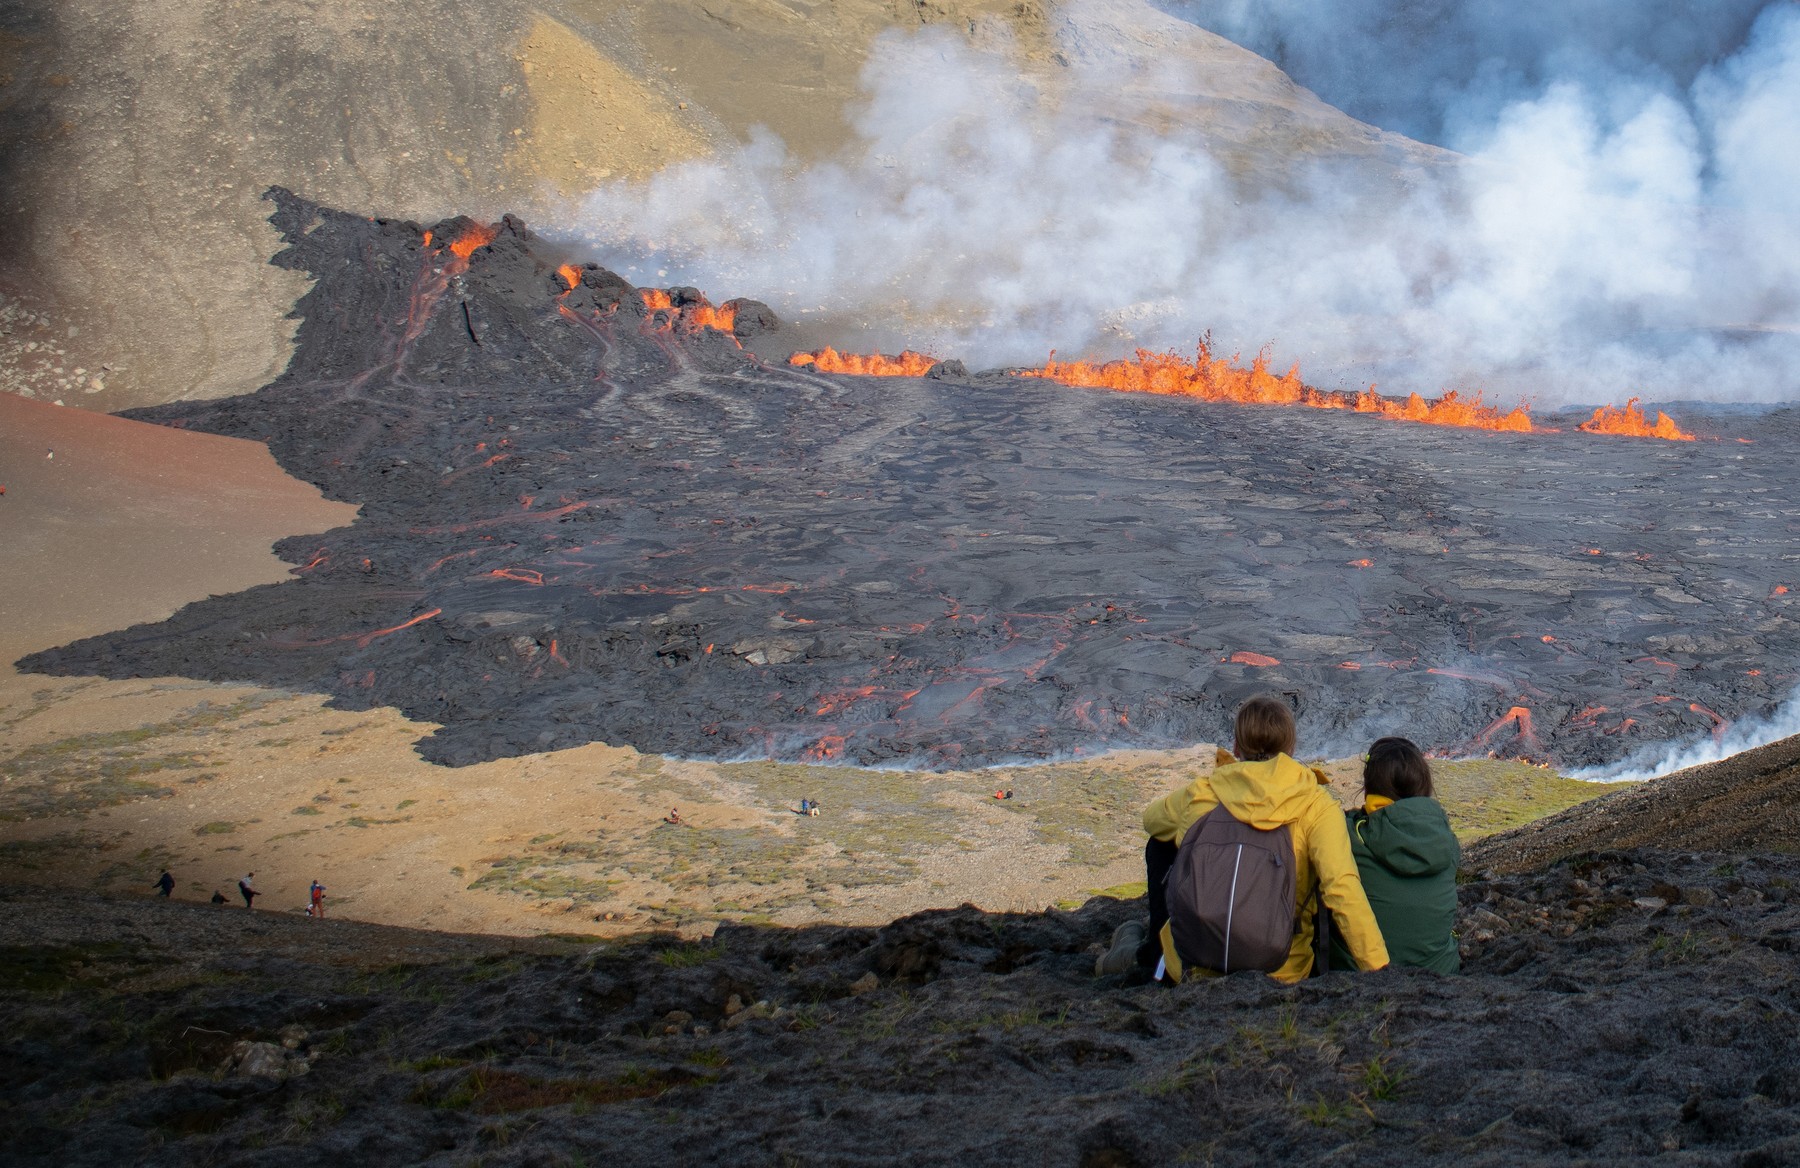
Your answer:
[17,191,1800,776]
[563,1,1800,409]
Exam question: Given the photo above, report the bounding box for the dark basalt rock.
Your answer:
[16,188,1800,769]
[5,850,1800,1166]
[723,297,779,338]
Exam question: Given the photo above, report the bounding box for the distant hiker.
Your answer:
[309,880,327,919]
[211,891,227,906]
[808,798,820,817]
[798,798,811,815]
[666,809,682,825]
[1327,738,1461,975]
[1097,695,1388,983]
[155,870,175,898]
[239,872,258,908]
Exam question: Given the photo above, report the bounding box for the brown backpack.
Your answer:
[1165,805,1298,974]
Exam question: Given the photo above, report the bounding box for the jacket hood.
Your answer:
[1354,797,1460,877]
[1208,754,1325,830]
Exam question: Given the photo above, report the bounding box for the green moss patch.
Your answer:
[1430,759,1619,840]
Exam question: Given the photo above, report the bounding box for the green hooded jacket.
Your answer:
[1328,797,1461,975]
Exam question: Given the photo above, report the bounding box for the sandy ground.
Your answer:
[0,399,1608,940]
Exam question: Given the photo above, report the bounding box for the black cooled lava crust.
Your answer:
[20,190,1800,768]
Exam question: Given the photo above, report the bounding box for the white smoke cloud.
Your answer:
[558,0,1800,406]
[1571,686,1800,783]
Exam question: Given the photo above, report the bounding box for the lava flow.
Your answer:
[790,347,938,376]
[1578,398,1696,441]
[1015,342,1538,432]
[20,190,1793,773]
[796,339,1699,441]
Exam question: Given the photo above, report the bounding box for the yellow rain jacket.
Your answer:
[1143,752,1389,983]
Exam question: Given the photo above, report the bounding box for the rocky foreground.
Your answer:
[5,847,1799,1166]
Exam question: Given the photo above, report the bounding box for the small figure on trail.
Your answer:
[1096,695,1389,983]
[798,798,811,815]
[309,880,327,919]
[991,789,1014,800]
[808,798,820,817]
[1327,738,1460,975]
[211,891,227,905]
[239,872,258,908]
[665,808,683,825]
[155,870,175,898]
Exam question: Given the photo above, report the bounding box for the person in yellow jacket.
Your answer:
[1122,696,1390,984]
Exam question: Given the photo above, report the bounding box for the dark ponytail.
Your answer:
[1363,736,1433,800]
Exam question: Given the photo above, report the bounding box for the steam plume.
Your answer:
[562,0,1800,407]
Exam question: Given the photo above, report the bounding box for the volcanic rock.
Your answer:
[16,190,1800,772]
[7,847,1800,1165]
[723,298,780,338]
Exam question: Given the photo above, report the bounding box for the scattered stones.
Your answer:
[1461,907,1510,942]
[228,1040,306,1080]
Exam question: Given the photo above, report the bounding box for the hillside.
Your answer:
[1468,733,1800,873]
[0,0,1446,411]
[5,844,1800,1165]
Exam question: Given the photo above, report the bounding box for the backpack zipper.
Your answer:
[1223,842,1243,972]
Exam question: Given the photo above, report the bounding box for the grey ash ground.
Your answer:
[5,846,1800,1166]
[20,190,1800,769]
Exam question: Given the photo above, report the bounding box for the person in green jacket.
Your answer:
[1328,737,1461,974]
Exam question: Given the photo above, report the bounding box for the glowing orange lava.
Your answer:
[1015,341,1534,434]
[1227,650,1281,667]
[447,223,499,260]
[557,264,580,291]
[1577,398,1694,440]
[639,289,738,333]
[1472,705,1541,754]
[789,347,937,377]
[793,337,1695,440]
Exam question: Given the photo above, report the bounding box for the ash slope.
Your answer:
[20,191,1800,769]
[1469,727,1800,873]
[5,849,1800,1166]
